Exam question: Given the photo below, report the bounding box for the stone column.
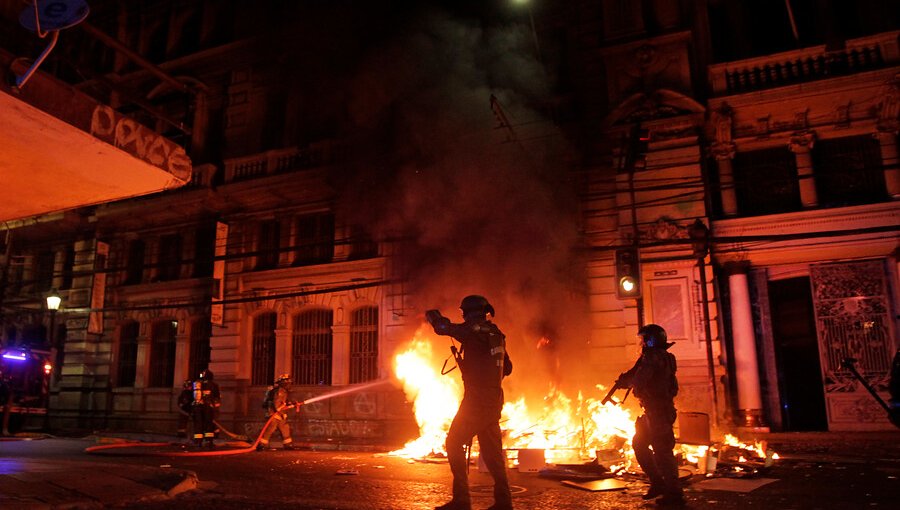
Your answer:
[789,132,818,208]
[274,327,291,382]
[712,142,738,216]
[332,324,351,386]
[875,130,899,198]
[726,263,765,428]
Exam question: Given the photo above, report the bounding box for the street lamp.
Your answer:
[46,288,61,380]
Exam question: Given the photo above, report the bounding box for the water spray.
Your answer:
[84,379,395,457]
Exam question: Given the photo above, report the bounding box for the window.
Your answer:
[188,318,211,382]
[733,147,801,216]
[256,220,280,270]
[294,213,334,266]
[292,310,333,385]
[812,136,887,208]
[348,225,377,260]
[125,240,146,284]
[157,234,182,281]
[61,245,75,290]
[149,320,177,387]
[350,307,378,383]
[116,322,139,387]
[35,251,55,292]
[192,225,216,278]
[252,312,276,386]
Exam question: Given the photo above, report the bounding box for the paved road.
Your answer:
[2,431,899,509]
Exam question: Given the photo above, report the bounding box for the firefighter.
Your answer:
[615,324,684,507]
[190,369,221,447]
[257,373,298,451]
[176,379,192,438]
[426,295,513,510]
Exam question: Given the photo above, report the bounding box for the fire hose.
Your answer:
[84,379,392,457]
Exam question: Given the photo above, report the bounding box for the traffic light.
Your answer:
[615,248,642,299]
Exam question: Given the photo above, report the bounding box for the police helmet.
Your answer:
[459,295,495,317]
[274,373,292,386]
[199,369,214,381]
[638,324,668,349]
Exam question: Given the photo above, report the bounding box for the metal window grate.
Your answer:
[252,312,277,386]
[733,147,801,216]
[350,307,378,383]
[149,320,177,387]
[188,318,211,382]
[292,310,333,385]
[812,135,887,207]
[116,321,139,387]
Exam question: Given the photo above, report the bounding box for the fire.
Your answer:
[390,329,462,458]
[389,330,636,468]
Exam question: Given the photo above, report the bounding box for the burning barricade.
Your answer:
[389,330,778,485]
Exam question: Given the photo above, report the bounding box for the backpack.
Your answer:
[262,386,275,409]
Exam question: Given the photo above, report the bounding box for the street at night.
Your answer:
[2,1,899,509]
[2,431,900,509]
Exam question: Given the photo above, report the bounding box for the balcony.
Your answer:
[223,142,334,183]
[708,31,899,96]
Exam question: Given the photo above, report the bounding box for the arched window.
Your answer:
[149,320,178,387]
[188,317,211,381]
[350,306,378,383]
[252,312,277,386]
[292,310,333,385]
[116,321,139,387]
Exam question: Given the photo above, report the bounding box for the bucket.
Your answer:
[517,449,545,473]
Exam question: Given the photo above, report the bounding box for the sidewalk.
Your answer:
[0,437,198,510]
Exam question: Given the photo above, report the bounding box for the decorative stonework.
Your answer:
[788,131,816,153]
[876,77,899,133]
[640,217,690,241]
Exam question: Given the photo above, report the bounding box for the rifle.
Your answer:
[601,380,631,406]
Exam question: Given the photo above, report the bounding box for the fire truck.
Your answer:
[1,345,52,434]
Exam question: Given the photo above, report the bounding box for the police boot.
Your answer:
[642,484,665,500]
[434,500,471,510]
[656,492,686,507]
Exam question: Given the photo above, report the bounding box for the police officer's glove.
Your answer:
[425,309,444,325]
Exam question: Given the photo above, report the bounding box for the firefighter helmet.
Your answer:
[274,374,292,386]
[638,324,668,349]
[199,369,214,381]
[459,295,495,317]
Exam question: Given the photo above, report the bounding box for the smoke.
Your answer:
[337,5,593,395]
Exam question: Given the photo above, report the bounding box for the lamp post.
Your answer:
[46,288,61,380]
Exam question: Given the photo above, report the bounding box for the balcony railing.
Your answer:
[708,31,899,96]
[223,142,334,183]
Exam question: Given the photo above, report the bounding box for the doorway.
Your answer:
[769,277,828,431]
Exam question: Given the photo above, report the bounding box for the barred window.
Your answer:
[292,310,333,385]
[733,147,801,216]
[116,321,139,387]
[188,318,211,382]
[149,320,178,387]
[812,135,887,208]
[252,312,277,386]
[350,306,378,383]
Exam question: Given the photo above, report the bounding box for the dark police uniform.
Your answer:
[428,299,513,510]
[617,324,684,506]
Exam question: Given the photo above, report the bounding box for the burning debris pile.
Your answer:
[389,330,778,484]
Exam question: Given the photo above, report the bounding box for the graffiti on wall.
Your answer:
[90,105,191,179]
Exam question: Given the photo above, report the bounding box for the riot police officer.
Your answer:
[258,374,298,450]
[190,369,221,447]
[616,324,684,506]
[426,295,513,510]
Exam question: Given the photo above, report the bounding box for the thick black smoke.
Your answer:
[337,5,593,395]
